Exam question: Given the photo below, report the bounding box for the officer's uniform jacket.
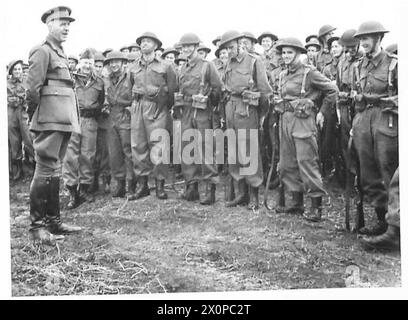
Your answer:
[26,34,80,133]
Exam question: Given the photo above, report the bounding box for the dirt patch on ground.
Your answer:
[9,174,401,296]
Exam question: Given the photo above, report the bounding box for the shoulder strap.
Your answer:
[278,69,286,98]
[300,67,311,98]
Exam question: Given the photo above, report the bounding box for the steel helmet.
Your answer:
[197,43,211,53]
[241,31,258,43]
[218,30,242,49]
[354,21,389,37]
[275,37,307,54]
[318,24,336,39]
[162,47,179,58]
[257,31,278,43]
[327,36,340,50]
[103,51,128,66]
[339,29,359,46]
[212,35,222,46]
[305,34,318,43]
[8,59,23,75]
[179,33,201,46]
[136,32,163,48]
[305,38,321,50]
[94,52,105,63]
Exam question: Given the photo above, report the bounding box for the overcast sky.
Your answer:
[2,0,404,62]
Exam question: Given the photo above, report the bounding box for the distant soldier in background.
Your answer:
[239,32,259,56]
[197,43,211,60]
[162,47,179,64]
[305,38,321,67]
[68,54,79,75]
[120,45,130,54]
[316,24,336,72]
[7,59,34,180]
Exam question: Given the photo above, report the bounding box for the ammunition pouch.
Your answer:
[192,93,208,109]
[174,92,184,107]
[273,99,291,114]
[242,90,261,106]
[380,96,398,115]
[290,98,315,119]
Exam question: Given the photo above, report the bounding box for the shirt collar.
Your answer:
[369,49,385,67]
[231,50,247,63]
[139,55,159,66]
[46,34,65,55]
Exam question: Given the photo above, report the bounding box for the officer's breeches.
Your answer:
[130,100,169,180]
[386,167,399,227]
[180,106,218,184]
[279,112,325,197]
[225,97,263,188]
[352,106,398,208]
[8,106,34,160]
[63,117,98,186]
[32,131,71,178]
[107,112,133,181]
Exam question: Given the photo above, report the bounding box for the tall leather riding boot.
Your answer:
[183,182,199,201]
[155,179,168,200]
[303,196,323,222]
[46,177,82,235]
[79,183,95,202]
[360,225,400,251]
[226,179,249,207]
[200,183,216,205]
[129,176,150,200]
[66,184,80,210]
[112,178,126,198]
[29,176,64,243]
[358,207,388,236]
[247,186,259,210]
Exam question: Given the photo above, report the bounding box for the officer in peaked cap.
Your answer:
[26,5,81,244]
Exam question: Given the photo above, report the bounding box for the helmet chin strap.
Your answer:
[366,36,381,59]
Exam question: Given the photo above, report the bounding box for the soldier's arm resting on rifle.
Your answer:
[26,47,49,120]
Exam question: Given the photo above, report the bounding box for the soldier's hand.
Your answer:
[349,90,357,99]
[316,112,324,129]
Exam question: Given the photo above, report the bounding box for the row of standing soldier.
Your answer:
[10,6,398,249]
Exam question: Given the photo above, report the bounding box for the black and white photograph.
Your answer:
[1,0,405,300]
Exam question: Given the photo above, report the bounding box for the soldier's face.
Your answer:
[109,59,123,73]
[345,44,359,57]
[239,38,254,52]
[155,50,163,59]
[12,64,23,80]
[94,61,104,75]
[261,37,273,51]
[219,49,228,63]
[165,53,176,63]
[359,35,378,54]
[182,44,197,59]
[49,19,71,43]
[140,38,157,54]
[281,47,297,65]
[198,50,207,59]
[80,58,94,75]
[331,40,343,58]
[226,41,239,58]
[68,59,77,71]
[307,46,318,60]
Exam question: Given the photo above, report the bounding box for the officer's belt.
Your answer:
[45,79,73,88]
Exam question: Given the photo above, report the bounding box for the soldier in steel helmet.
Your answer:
[162,47,179,65]
[175,33,223,204]
[273,37,337,222]
[239,32,259,56]
[25,6,82,243]
[351,21,398,236]
[258,31,281,83]
[62,49,105,209]
[197,43,211,60]
[103,51,136,198]
[316,24,336,72]
[305,38,321,67]
[7,59,34,180]
[128,32,178,201]
[220,30,273,210]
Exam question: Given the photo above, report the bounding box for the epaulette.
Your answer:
[28,41,47,58]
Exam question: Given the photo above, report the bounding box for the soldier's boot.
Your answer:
[12,159,23,181]
[112,178,126,198]
[247,186,259,210]
[358,207,388,236]
[226,179,249,207]
[174,164,183,180]
[29,176,65,244]
[79,184,95,203]
[66,184,80,210]
[200,183,216,205]
[101,175,111,194]
[89,172,99,193]
[155,179,168,200]
[360,225,400,251]
[46,177,82,235]
[303,197,323,222]
[127,178,137,200]
[281,191,304,214]
[183,182,200,201]
[129,176,150,200]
